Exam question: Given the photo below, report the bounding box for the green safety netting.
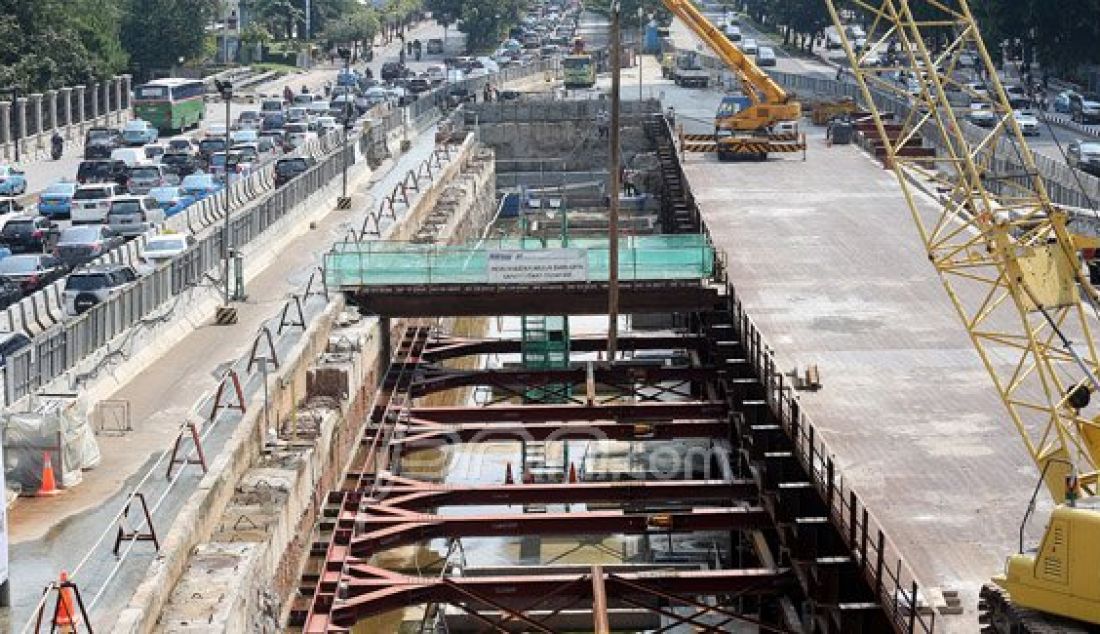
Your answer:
[324,234,715,287]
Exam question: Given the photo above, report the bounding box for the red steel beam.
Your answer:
[410,365,718,397]
[406,401,727,423]
[368,477,757,508]
[324,566,793,628]
[420,334,707,361]
[348,507,770,556]
[390,419,728,448]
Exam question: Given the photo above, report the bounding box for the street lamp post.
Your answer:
[215,80,235,315]
[338,47,353,209]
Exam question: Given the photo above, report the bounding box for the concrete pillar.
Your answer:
[89,83,99,121]
[121,74,132,110]
[14,97,27,158]
[60,87,72,136]
[46,90,58,131]
[74,86,86,132]
[102,82,111,123]
[113,78,123,125]
[30,93,43,138]
[0,102,9,160]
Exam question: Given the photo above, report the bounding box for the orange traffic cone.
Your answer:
[37,451,61,497]
[567,462,579,484]
[54,571,78,631]
[503,462,514,485]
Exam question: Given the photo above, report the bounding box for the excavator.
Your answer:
[822,0,1100,631]
[660,0,805,161]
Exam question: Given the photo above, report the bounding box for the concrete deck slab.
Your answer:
[682,125,1042,631]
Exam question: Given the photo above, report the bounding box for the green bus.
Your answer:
[563,54,596,89]
[133,78,206,133]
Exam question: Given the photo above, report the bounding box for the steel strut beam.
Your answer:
[325,566,793,627]
[420,333,708,362]
[347,507,771,556]
[404,400,728,423]
[365,475,757,508]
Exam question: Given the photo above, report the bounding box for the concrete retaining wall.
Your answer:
[111,138,490,634]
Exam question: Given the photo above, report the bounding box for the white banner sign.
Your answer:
[486,249,588,284]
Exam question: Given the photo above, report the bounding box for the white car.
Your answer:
[141,233,194,264]
[741,38,758,55]
[966,103,997,128]
[316,116,338,134]
[205,123,228,138]
[70,183,124,224]
[1012,110,1040,136]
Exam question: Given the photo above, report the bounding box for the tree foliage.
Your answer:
[0,0,127,92]
[120,0,218,79]
[426,0,521,52]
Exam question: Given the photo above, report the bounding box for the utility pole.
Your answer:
[638,7,645,103]
[607,2,622,361]
[339,47,352,209]
[215,79,236,318]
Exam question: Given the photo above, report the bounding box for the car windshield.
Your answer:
[199,139,226,151]
[181,175,212,189]
[44,183,75,196]
[0,256,42,274]
[1,220,34,235]
[210,154,227,167]
[59,226,101,243]
[66,274,111,291]
[110,200,142,214]
[276,159,307,175]
[129,167,158,179]
[149,187,179,201]
[135,86,168,100]
[145,237,187,252]
[87,129,111,140]
[168,140,191,150]
[124,122,146,132]
[73,187,111,200]
[162,153,190,164]
[1084,93,1100,103]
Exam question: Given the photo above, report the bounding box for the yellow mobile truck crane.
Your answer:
[824,0,1100,631]
[660,0,805,160]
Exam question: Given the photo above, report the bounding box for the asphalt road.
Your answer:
[14,19,464,202]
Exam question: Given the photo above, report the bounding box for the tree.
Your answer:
[119,0,218,79]
[324,6,381,60]
[248,0,305,40]
[0,0,127,92]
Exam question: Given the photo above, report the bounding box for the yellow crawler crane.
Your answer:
[825,0,1100,630]
[662,0,805,160]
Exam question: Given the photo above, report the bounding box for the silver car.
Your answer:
[1068,140,1100,176]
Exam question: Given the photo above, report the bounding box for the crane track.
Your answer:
[978,584,1093,634]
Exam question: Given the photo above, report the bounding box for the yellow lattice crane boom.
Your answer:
[824,0,1100,630]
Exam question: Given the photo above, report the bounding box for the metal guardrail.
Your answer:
[765,69,1100,210]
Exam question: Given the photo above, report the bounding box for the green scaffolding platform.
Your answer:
[324,234,715,288]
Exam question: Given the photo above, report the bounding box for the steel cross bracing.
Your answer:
[292,323,907,633]
[825,0,1100,499]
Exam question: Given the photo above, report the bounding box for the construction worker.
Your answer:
[597,108,609,138]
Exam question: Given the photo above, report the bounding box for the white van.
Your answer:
[110,147,146,168]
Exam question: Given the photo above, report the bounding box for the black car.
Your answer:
[84,127,123,159]
[0,216,58,253]
[381,61,408,81]
[274,157,316,188]
[0,331,31,365]
[445,87,475,108]
[0,254,66,294]
[77,159,129,186]
[407,77,431,94]
[161,152,199,178]
[197,138,228,166]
